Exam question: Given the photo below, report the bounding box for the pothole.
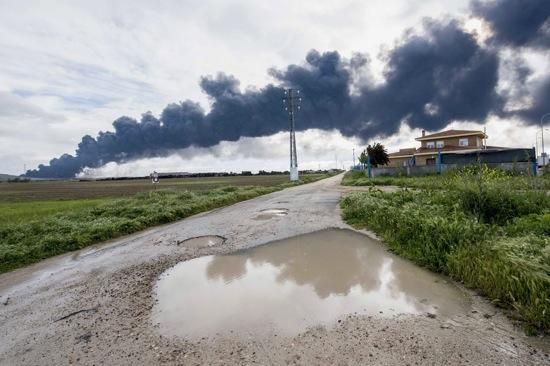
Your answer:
[177,235,225,248]
[153,229,470,339]
[253,208,288,220]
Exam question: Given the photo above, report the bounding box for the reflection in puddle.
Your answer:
[178,235,225,248]
[253,208,288,220]
[153,229,469,339]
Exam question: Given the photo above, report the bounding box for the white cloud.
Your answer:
[0,91,70,174]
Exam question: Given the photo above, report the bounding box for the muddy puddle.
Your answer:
[178,235,225,248]
[253,208,288,220]
[153,229,470,339]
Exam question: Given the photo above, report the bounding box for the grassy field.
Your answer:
[0,175,297,202]
[0,175,309,225]
[341,167,550,333]
[0,174,329,273]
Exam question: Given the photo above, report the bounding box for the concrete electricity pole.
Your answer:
[283,89,300,181]
[352,148,356,169]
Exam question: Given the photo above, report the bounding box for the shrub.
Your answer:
[458,183,548,225]
[506,214,550,237]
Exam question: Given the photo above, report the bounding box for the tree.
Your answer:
[358,150,368,169]
[366,143,390,167]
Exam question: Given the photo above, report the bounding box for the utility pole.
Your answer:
[283,89,300,181]
[352,148,356,169]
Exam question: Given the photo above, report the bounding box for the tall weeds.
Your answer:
[341,166,550,333]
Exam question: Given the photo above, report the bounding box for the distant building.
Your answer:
[389,129,497,167]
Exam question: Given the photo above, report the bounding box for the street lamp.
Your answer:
[541,113,550,167]
[536,128,550,164]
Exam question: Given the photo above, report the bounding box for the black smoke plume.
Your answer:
[471,0,550,48]
[356,19,502,133]
[26,1,549,178]
[471,0,549,124]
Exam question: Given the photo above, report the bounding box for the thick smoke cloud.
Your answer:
[471,0,549,124]
[357,19,502,134]
[26,1,550,178]
[515,76,550,123]
[471,0,550,48]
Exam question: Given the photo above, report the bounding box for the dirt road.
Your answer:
[0,174,548,365]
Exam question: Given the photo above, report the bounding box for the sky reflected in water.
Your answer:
[153,229,469,338]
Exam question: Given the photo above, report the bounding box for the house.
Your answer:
[388,129,488,167]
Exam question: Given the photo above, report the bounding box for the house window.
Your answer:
[459,138,469,147]
[426,158,436,165]
[426,141,435,148]
[436,140,444,148]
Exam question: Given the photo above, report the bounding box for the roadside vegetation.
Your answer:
[0,174,329,273]
[341,167,550,333]
[342,168,550,190]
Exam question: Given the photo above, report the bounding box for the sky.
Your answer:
[0,0,548,177]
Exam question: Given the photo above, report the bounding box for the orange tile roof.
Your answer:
[416,129,487,141]
[388,145,513,159]
[388,148,416,157]
[415,146,481,155]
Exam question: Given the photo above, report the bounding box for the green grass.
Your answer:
[341,167,550,333]
[0,199,108,224]
[0,174,329,273]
